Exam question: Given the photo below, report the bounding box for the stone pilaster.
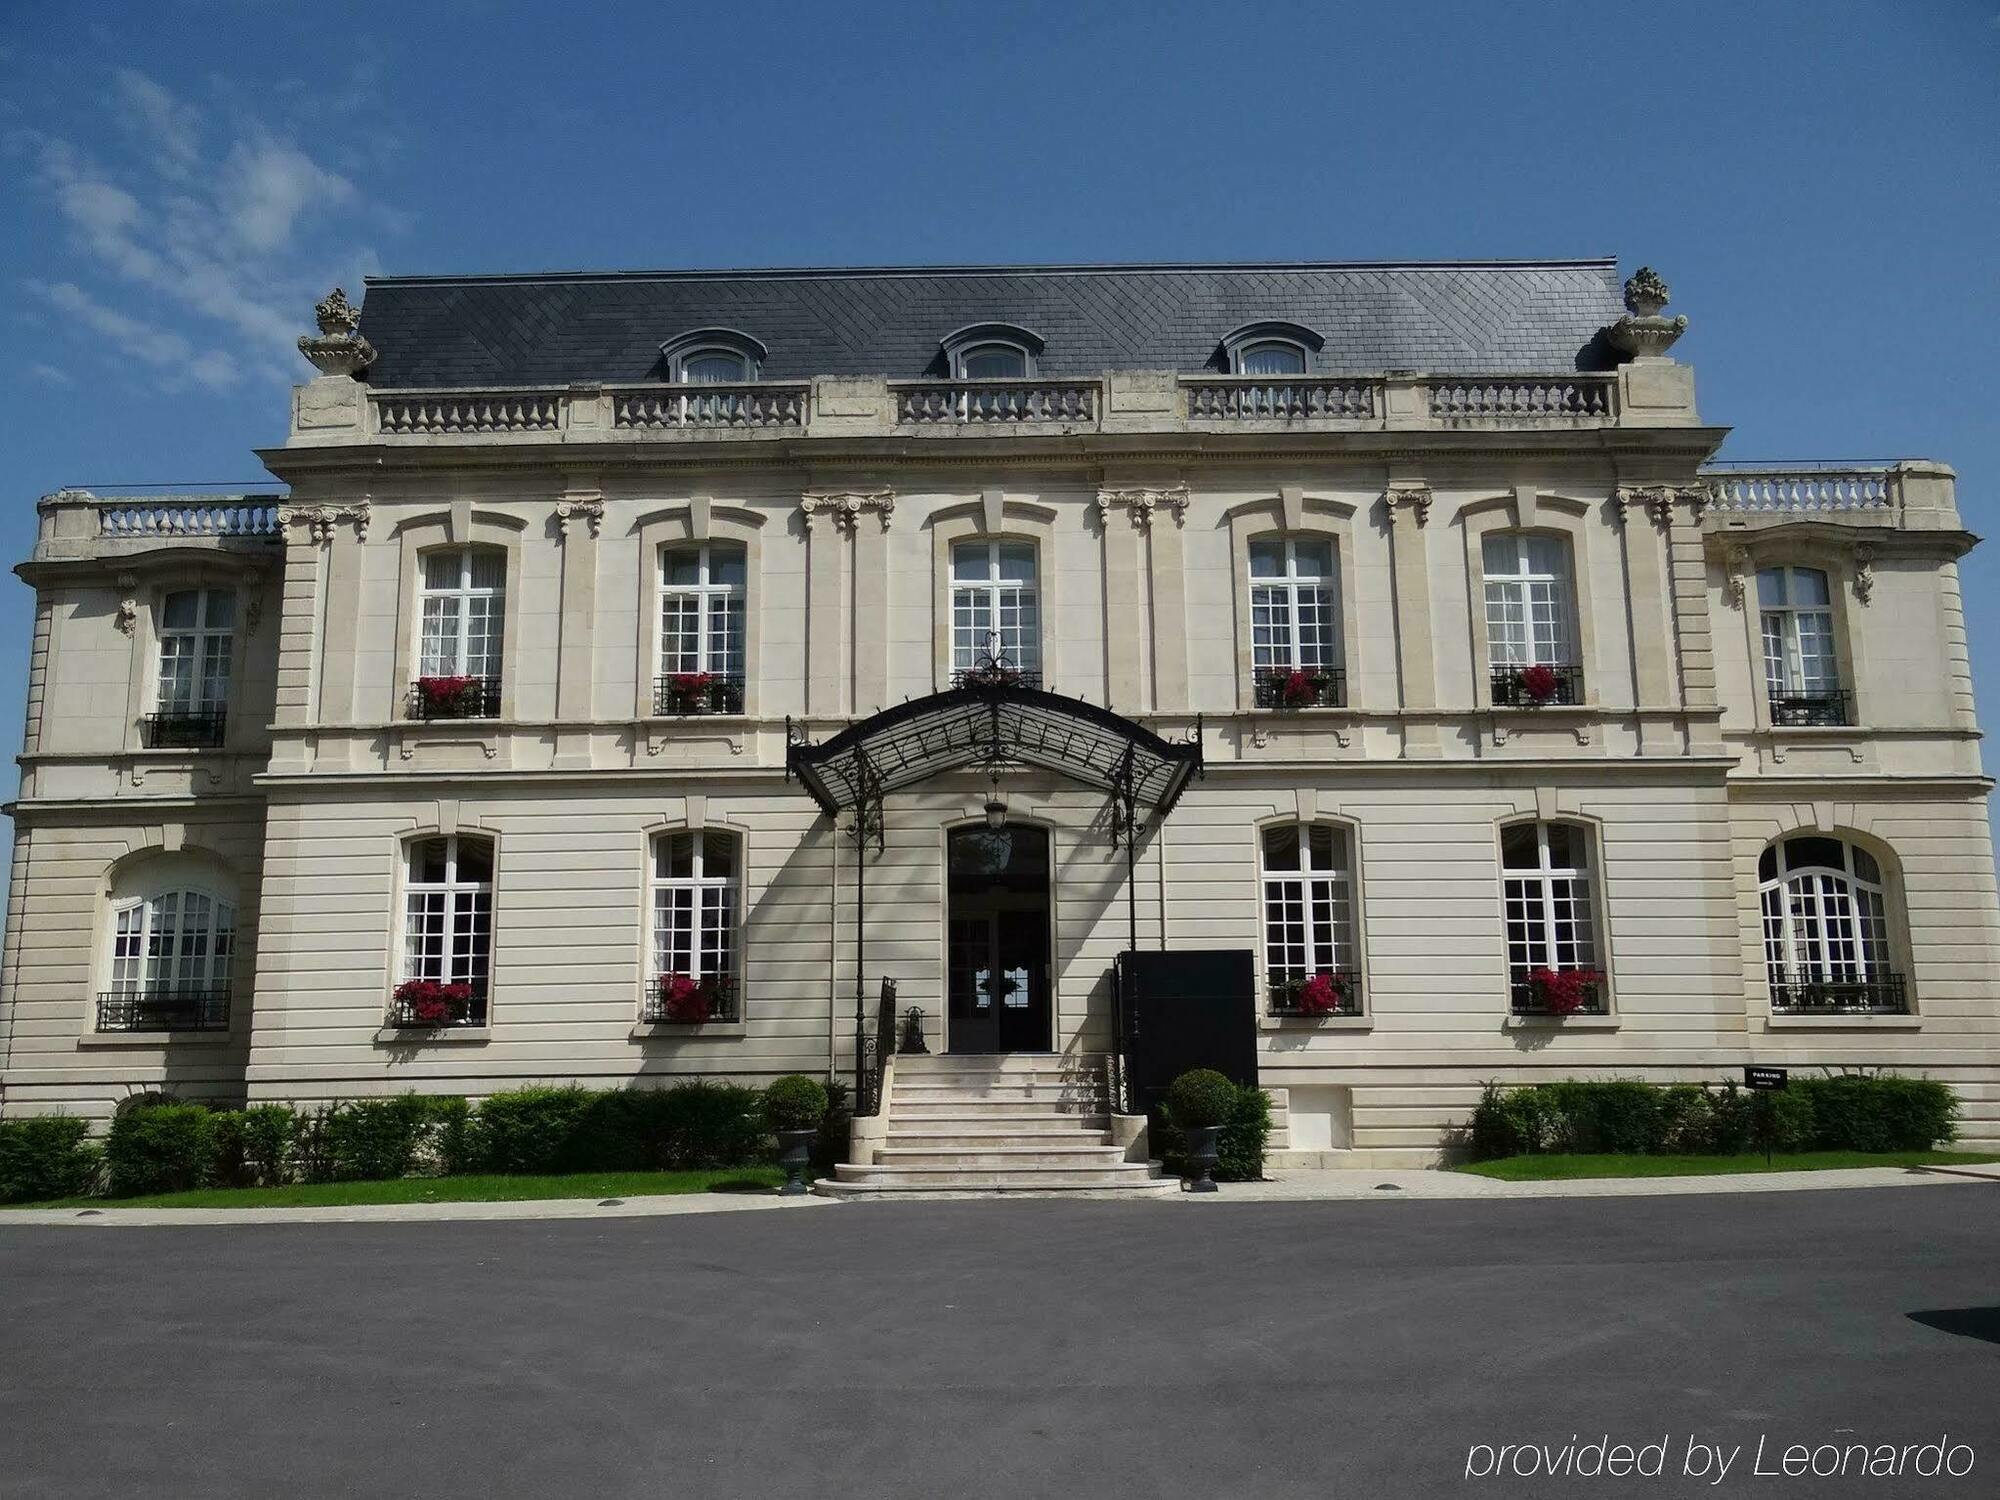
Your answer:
[799,490,892,716]
[1614,486,1680,753]
[1386,484,1439,757]
[553,487,604,766]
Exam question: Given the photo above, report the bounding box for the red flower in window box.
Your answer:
[1295,970,1350,1016]
[1525,967,1603,1015]
[393,978,472,1026]
[1516,664,1560,704]
[416,675,482,715]
[657,972,728,1023]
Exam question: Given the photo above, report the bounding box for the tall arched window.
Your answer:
[1260,823,1360,1016]
[101,884,235,1032]
[1759,835,1906,1013]
[646,831,741,1023]
[150,588,235,747]
[1757,566,1847,725]
[657,542,746,714]
[1249,536,1343,708]
[394,835,493,1027]
[951,541,1040,684]
[1501,820,1604,1014]
[413,547,505,718]
[1484,533,1581,706]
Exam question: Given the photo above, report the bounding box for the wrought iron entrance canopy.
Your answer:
[785,680,1202,822]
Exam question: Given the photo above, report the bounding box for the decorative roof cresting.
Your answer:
[1606,266,1687,360]
[298,287,377,376]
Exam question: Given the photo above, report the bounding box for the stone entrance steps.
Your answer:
[816,1052,1175,1198]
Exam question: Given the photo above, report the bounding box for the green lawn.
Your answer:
[7,1167,789,1210]
[1457,1150,2000,1182]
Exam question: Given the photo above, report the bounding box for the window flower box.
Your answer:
[655,671,745,716]
[410,675,499,720]
[1268,968,1362,1018]
[389,978,479,1028]
[1491,663,1582,708]
[1512,967,1606,1016]
[1254,666,1346,710]
[643,973,740,1025]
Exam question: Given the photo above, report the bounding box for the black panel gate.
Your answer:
[1113,949,1258,1117]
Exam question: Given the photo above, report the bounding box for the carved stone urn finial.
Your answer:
[298,286,376,376]
[1606,265,1688,359]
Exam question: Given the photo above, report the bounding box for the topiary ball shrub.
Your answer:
[764,1075,830,1133]
[1165,1069,1238,1131]
[0,1117,101,1203]
[106,1104,220,1197]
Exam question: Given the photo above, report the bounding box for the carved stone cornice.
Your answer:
[1386,484,1433,527]
[1615,483,1706,528]
[554,496,605,538]
[279,500,371,546]
[799,489,895,533]
[1095,486,1189,529]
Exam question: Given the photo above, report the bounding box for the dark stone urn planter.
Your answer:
[775,1128,816,1196]
[1183,1125,1222,1193]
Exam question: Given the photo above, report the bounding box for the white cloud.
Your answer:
[112,67,202,180]
[30,279,240,389]
[25,362,75,387]
[22,65,403,393]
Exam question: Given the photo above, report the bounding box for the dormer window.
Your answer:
[659,328,766,384]
[1218,320,1325,376]
[940,323,1044,380]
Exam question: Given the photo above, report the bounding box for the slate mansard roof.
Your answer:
[355,259,1626,388]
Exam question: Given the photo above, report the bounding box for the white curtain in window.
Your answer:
[1759,836,1890,985]
[1757,566,1839,698]
[660,544,747,677]
[651,832,739,981]
[1500,821,1598,983]
[1259,823,1355,981]
[401,836,494,990]
[1483,533,1575,668]
[110,890,235,995]
[951,542,1040,672]
[156,589,235,715]
[418,549,505,679]
[1249,537,1340,672]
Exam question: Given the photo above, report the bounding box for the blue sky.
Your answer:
[2,1,1997,846]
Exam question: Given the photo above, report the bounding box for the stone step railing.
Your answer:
[373,390,566,434]
[892,379,1099,426]
[614,384,807,429]
[1184,377,1377,421]
[1703,466,1894,512]
[1422,375,1616,423]
[95,498,283,537]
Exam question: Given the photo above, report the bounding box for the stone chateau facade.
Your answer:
[2,259,1995,1166]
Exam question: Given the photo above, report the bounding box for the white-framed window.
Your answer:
[1483,533,1576,669]
[417,548,506,682]
[1235,340,1307,376]
[1249,536,1341,673]
[156,588,235,718]
[1501,821,1602,1009]
[951,540,1040,675]
[660,543,747,679]
[954,342,1030,379]
[1759,836,1894,996]
[1757,566,1840,700]
[1260,823,1358,1012]
[109,889,235,998]
[651,830,740,987]
[677,348,751,383]
[399,835,494,1015]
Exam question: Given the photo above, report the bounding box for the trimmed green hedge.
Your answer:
[1468,1074,1958,1161]
[63,1078,798,1203]
[1153,1080,1272,1182]
[0,1117,101,1203]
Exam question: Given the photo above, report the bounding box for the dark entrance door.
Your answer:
[946,824,1052,1054]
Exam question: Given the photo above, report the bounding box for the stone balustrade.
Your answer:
[614,384,807,429]
[373,390,566,434]
[1704,466,1894,513]
[95,498,283,537]
[1421,375,1617,424]
[892,379,1100,426]
[1184,376,1377,421]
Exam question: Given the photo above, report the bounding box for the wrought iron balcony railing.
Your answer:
[1267,970,1363,1018]
[654,672,746,716]
[951,665,1043,691]
[1254,666,1347,710]
[141,710,227,749]
[96,986,230,1032]
[1509,977,1608,1017]
[1769,971,1909,1015]
[407,676,501,720]
[642,975,741,1024]
[386,980,489,1029]
[1490,663,1584,708]
[1768,689,1851,728]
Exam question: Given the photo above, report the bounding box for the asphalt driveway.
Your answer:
[2,1185,1996,1498]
